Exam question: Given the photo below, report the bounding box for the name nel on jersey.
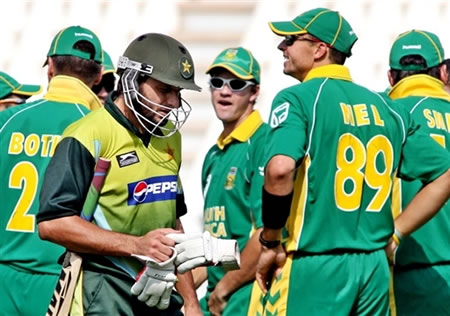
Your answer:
[128,175,177,205]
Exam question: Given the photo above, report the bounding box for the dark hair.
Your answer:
[51,40,102,87]
[390,55,441,85]
[92,73,116,94]
[329,47,347,65]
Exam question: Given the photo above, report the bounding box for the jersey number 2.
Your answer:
[335,133,394,212]
[6,161,38,232]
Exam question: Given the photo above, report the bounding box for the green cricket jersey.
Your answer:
[389,74,450,266]
[265,65,450,253]
[0,76,101,274]
[37,92,186,277]
[202,110,267,290]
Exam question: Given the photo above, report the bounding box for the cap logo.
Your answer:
[224,49,238,60]
[179,57,193,79]
[74,32,94,39]
[402,44,422,50]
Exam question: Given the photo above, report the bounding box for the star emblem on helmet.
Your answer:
[179,57,194,79]
[182,60,192,74]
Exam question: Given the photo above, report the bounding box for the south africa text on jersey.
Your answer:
[8,132,61,157]
[204,206,227,238]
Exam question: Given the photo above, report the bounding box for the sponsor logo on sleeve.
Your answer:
[128,175,177,205]
[270,102,290,128]
[116,151,139,167]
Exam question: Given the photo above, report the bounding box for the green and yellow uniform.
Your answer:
[0,76,101,316]
[200,111,267,316]
[37,92,186,315]
[262,65,450,316]
[389,75,450,316]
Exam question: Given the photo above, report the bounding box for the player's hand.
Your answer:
[256,244,286,294]
[385,236,398,264]
[167,231,240,274]
[130,250,178,310]
[208,283,228,316]
[138,228,178,262]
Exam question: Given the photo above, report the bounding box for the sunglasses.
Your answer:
[282,35,318,46]
[209,77,255,92]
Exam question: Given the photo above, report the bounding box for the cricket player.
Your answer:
[255,8,450,316]
[387,29,450,316]
[37,33,202,315]
[0,25,103,316]
[0,71,42,111]
[198,47,267,315]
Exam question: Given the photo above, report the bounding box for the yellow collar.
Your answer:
[217,110,263,150]
[44,75,103,110]
[388,75,450,102]
[303,64,353,82]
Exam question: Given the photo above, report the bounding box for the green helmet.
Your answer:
[117,33,200,91]
[117,33,200,138]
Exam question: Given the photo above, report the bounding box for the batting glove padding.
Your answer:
[130,250,178,310]
[167,231,241,273]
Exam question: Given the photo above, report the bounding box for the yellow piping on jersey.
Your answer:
[285,155,311,252]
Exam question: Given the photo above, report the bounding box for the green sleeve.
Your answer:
[265,88,308,165]
[398,119,450,182]
[37,137,95,223]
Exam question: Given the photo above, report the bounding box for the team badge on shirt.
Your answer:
[224,167,237,190]
[116,151,140,167]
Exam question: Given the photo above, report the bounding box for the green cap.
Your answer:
[46,25,103,63]
[102,50,115,74]
[0,71,42,99]
[206,47,261,83]
[268,8,358,57]
[389,30,445,71]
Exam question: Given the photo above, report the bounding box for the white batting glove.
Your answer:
[167,231,240,274]
[130,249,178,310]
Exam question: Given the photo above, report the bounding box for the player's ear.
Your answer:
[387,70,395,87]
[93,66,104,86]
[249,84,260,104]
[47,58,55,81]
[439,63,448,85]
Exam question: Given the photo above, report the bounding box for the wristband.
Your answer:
[392,228,403,245]
[262,187,293,229]
[259,231,280,249]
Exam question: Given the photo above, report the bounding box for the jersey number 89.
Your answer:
[334,133,394,212]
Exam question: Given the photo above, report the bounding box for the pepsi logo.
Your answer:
[133,181,148,203]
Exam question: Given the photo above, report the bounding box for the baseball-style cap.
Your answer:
[46,25,103,64]
[389,30,445,71]
[268,8,358,57]
[102,50,115,74]
[0,71,42,99]
[205,47,261,83]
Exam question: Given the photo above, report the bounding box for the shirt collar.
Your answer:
[44,75,103,110]
[217,110,263,150]
[303,64,353,82]
[388,74,450,101]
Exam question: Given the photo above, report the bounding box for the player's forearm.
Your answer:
[215,228,262,296]
[38,215,140,256]
[395,169,450,236]
[176,271,201,313]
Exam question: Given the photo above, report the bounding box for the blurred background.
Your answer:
[1,0,449,233]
